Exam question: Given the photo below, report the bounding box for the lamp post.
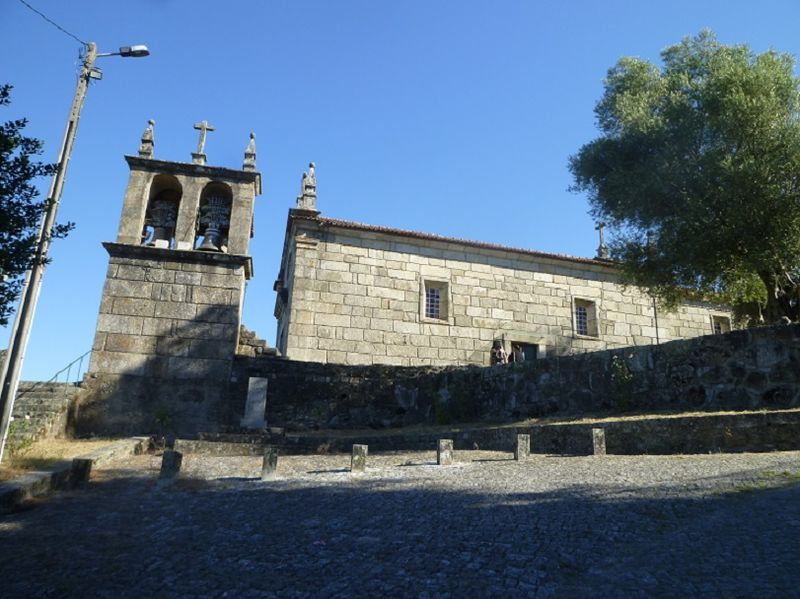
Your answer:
[0,42,149,463]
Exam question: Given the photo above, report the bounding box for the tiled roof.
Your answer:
[309,216,614,268]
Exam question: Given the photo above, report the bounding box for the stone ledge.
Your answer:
[103,242,253,279]
[0,437,147,514]
[125,155,261,194]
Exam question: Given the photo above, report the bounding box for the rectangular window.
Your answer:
[712,315,731,334]
[575,305,589,336]
[422,280,449,321]
[510,343,537,363]
[425,286,441,320]
[574,298,599,337]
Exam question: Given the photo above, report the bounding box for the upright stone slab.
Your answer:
[437,439,454,465]
[261,446,278,481]
[592,428,606,456]
[351,444,368,473]
[160,449,183,479]
[241,377,268,429]
[514,434,530,461]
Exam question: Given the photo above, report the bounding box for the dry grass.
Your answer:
[0,438,119,482]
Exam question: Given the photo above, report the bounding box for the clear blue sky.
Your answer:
[2,1,800,380]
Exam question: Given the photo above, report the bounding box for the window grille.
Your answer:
[712,316,730,334]
[575,304,589,336]
[425,286,441,319]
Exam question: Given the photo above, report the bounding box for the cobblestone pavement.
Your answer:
[2,450,800,597]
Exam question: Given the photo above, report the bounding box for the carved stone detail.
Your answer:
[138,119,155,158]
[296,161,317,211]
[243,132,257,171]
[192,120,215,165]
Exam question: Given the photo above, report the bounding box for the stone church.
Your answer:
[73,121,731,434]
[274,166,732,367]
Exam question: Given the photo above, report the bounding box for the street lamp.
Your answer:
[0,42,149,463]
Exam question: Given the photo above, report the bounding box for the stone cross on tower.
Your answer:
[192,120,215,165]
[595,222,610,260]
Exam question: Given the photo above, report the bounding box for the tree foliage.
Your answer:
[0,84,72,326]
[570,31,800,324]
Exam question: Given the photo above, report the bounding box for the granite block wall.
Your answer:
[235,324,800,432]
[279,219,732,366]
[73,243,249,436]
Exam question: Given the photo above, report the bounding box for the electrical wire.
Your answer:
[17,0,87,46]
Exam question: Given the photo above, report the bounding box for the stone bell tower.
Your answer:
[74,121,262,436]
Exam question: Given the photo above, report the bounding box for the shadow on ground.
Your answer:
[1,465,799,597]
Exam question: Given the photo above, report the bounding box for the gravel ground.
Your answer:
[1,449,799,597]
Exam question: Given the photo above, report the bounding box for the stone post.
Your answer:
[351,444,368,474]
[514,434,530,461]
[261,446,278,481]
[437,439,454,465]
[160,449,183,479]
[592,428,606,456]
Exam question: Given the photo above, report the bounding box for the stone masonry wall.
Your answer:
[281,219,731,366]
[235,324,800,432]
[74,243,248,436]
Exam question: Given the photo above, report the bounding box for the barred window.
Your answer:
[575,305,589,336]
[425,286,441,319]
[712,315,731,335]
[422,280,448,321]
[574,298,599,337]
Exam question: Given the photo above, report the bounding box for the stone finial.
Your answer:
[138,119,155,158]
[192,119,215,165]
[595,222,609,260]
[243,132,257,171]
[295,161,318,211]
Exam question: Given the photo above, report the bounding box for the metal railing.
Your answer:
[15,349,92,400]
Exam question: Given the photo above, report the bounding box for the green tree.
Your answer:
[0,84,72,326]
[570,31,800,324]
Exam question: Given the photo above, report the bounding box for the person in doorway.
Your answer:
[490,340,508,365]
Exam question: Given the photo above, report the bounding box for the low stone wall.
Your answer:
[277,409,800,455]
[233,324,800,432]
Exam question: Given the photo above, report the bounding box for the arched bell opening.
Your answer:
[195,181,233,252]
[143,174,182,248]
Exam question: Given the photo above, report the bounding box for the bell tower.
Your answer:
[74,122,262,436]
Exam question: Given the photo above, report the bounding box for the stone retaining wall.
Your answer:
[234,324,800,432]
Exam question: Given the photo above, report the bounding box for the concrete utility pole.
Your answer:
[0,42,149,463]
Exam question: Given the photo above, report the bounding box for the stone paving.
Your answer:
[1,449,799,597]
